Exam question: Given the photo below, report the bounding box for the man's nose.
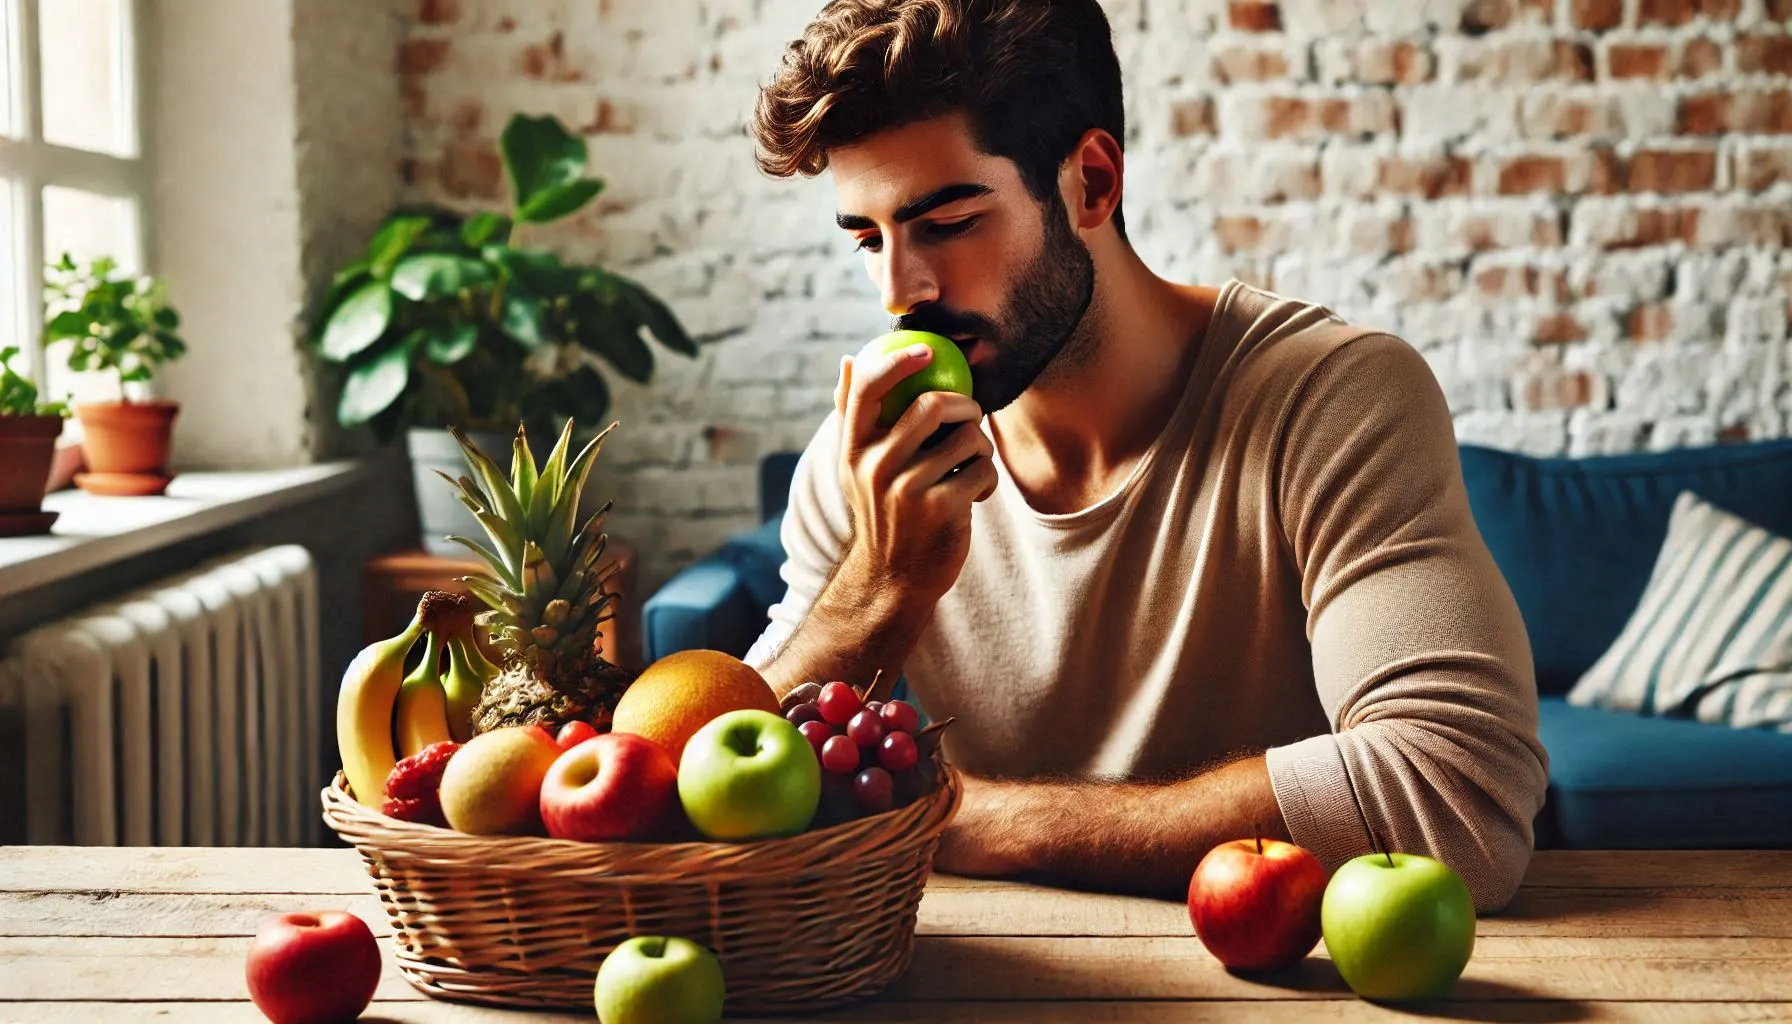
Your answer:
[877,241,940,317]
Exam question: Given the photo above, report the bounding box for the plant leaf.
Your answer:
[500,289,546,349]
[511,427,537,513]
[617,276,697,356]
[366,216,433,278]
[500,114,590,215]
[390,254,492,302]
[317,281,393,361]
[44,310,93,341]
[461,212,511,249]
[337,340,412,427]
[425,322,479,365]
[517,178,603,224]
[581,313,653,384]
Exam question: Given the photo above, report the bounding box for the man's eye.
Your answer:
[927,217,978,239]
[855,235,883,253]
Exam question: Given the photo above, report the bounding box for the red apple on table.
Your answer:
[1188,834,1328,971]
[556,719,600,750]
[245,910,381,1024]
[540,733,680,842]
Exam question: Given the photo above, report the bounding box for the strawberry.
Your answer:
[382,792,448,828]
[384,741,461,801]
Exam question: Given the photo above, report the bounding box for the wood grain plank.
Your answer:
[0,847,369,895]
[5,1001,1792,1023]
[0,891,391,938]
[6,935,1790,1004]
[1519,852,1792,890]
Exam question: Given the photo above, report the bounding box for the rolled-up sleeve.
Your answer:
[1263,332,1549,913]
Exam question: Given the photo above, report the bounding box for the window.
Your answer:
[1,0,151,405]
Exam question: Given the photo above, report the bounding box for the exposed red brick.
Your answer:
[580,99,633,135]
[401,79,426,119]
[451,100,482,133]
[439,140,503,199]
[1739,35,1792,76]
[1680,93,1731,134]
[1392,43,1433,83]
[1229,1,1283,31]
[1770,0,1792,20]
[1389,264,1460,302]
[1269,97,1313,137]
[521,30,584,82]
[1476,265,1572,301]
[1628,303,1674,341]
[418,0,459,24]
[1591,207,1699,248]
[1293,94,1397,137]
[1627,148,1718,193]
[1500,155,1568,194]
[1689,203,1791,247]
[1462,0,1513,32]
[1737,147,1792,190]
[1378,154,1473,198]
[1571,0,1624,30]
[1215,216,1264,252]
[1680,38,1725,77]
[1172,98,1215,136]
[496,16,516,32]
[1349,214,1415,254]
[1639,0,1739,22]
[1526,95,1611,136]
[1524,370,1600,409]
[1733,91,1792,133]
[1590,147,1621,194]
[1608,44,1668,79]
[1213,45,1290,83]
[1534,314,1589,344]
[398,38,450,76]
[1555,41,1597,80]
[1721,423,1751,443]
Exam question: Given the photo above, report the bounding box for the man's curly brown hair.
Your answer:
[752,0,1128,237]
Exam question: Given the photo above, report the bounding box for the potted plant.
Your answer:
[42,255,188,496]
[313,113,697,556]
[0,346,69,535]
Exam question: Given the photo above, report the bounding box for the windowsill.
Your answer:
[0,462,370,601]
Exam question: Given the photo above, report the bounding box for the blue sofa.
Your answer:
[644,441,1792,849]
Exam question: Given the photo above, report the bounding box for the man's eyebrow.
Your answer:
[834,183,993,231]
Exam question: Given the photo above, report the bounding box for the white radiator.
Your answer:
[0,545,320,847]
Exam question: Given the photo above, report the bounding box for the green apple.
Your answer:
[594,936,724,1024]
[1321,852,1476,1001]
[677,709,821,840]
[860,329,974,428]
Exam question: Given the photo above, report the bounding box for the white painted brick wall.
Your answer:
[399,0,1792,591]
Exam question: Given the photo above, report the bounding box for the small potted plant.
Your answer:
[0,346,69,535]
[43,254,188,496]
[313,113,696,555]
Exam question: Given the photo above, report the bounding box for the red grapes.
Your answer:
[784,684,929,816]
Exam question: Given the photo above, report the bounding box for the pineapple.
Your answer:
[442,420,636,734]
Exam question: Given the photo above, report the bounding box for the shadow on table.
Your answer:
[1229,965,1590,1023]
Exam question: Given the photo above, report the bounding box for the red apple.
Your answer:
[556,719,599,749]
[540,733,679,842]
[245,910,381,1024]
[1188,835,1328,971]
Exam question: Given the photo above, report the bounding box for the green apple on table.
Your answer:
[677,709,821,840]
[595,936,725,1024]
[1321,851,1477,1001]
[859,329,974,428]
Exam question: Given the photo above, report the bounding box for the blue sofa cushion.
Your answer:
[1460,439,1792,694]
[1537,697,1792,848]
[726,517,789,611]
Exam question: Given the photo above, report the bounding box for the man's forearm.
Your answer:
[935,755,1288,899]
[757,554,934,701]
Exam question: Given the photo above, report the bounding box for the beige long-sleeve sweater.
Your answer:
[745,281,1550,911]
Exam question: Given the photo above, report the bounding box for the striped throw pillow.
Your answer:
[1567,490,1792,732]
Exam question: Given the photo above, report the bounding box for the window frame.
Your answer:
[0,0,155,393]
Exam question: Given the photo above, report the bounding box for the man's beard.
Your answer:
[893,194,1097,415]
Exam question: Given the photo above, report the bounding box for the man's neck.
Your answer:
[990,237,1221,515]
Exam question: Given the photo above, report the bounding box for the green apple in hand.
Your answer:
[1321,851,1476,1001]
[594,936,724,1024]
[860,329,974,428]
[678,710,821,840]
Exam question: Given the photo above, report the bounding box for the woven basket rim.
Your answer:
[321,758,960,884]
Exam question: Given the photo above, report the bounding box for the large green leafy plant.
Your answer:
[42,255,187,400]
[314,114,696,438]
[0,347,67,417]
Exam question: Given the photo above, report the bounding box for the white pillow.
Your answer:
[1568,490,1792,732]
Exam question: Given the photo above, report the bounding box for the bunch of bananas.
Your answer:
[336,591,498,807]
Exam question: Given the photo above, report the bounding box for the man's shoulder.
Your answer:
[1216,283,1430,400]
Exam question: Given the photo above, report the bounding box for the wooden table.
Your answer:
[2,848,1787,1021]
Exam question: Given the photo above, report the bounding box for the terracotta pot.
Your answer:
[74,399,180,490]
[0,414,63,512]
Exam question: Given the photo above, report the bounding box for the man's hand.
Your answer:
[834,343,998,605]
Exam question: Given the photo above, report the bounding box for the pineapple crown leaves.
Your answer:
[437,418,616,604]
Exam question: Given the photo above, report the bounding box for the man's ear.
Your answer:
[1061,128,1124,233]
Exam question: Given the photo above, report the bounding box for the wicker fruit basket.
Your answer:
[319,755,961,1013]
